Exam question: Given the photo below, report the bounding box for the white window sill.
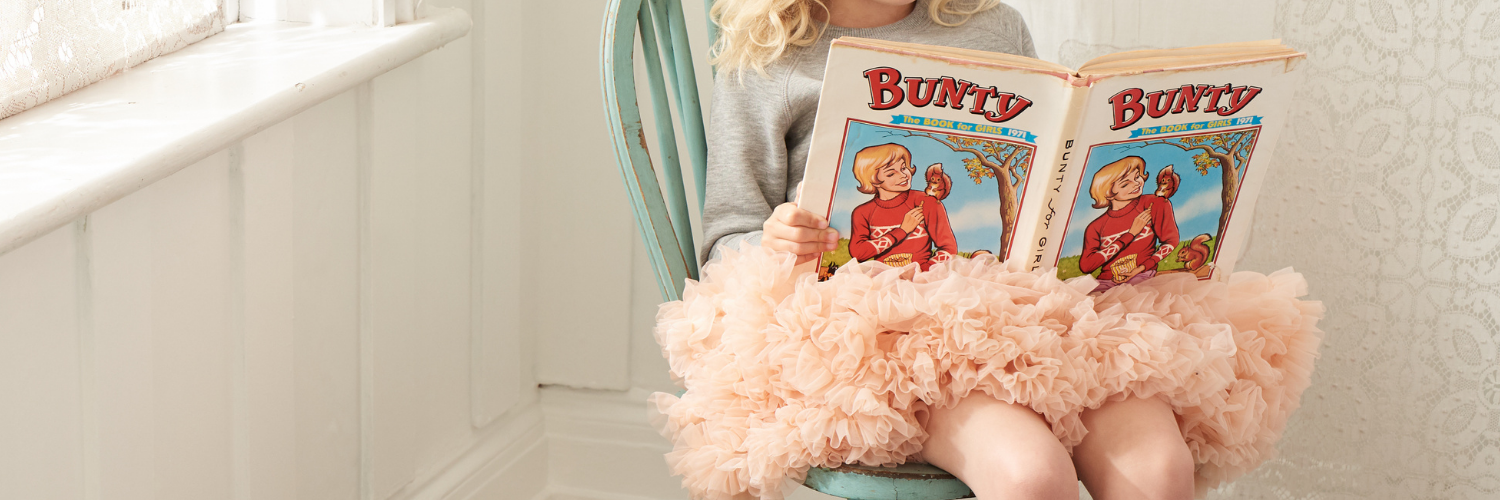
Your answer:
[0,8,472,255]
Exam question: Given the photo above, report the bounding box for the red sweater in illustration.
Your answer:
[1079,194,1180,282]
[849,190,958,271]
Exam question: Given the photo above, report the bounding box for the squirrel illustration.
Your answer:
[924,163,952,201]
[819,261,840,281]
[1177,233,1213,272]
[1155,164,1180,199]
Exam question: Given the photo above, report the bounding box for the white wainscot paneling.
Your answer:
[473,0,526,428]
[526,0,636,391]
[0,227,82,499]
[366,40,483,499]
[237,93,365,500]
[0,0,675,498]
[287,90,367,500]
[86,151,239,500]
[0,41,540,500]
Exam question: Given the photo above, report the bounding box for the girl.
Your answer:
[846,143,958,270]
[699,1,1194,499]
[1079,155,1181,294]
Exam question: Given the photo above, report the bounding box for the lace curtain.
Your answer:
[1010,0,1500,498]
[0,0,226,120]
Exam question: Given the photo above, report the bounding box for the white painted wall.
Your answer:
[0,0,551,498]
[527,0,641,392]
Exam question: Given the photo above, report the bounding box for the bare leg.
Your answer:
[1072,395,1195,500]
[920,395,1078,500]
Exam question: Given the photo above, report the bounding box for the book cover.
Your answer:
[1047,60,1302,286]
[796,39,1074,280]
[797,37,1303,286]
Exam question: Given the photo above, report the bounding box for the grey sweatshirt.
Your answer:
[701,1,1038,263]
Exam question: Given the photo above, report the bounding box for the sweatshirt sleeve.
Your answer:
[984,2,1038,58]
[848,204,908,261]
[700,67,795,264]
[1079,219,1135,274]
[1015,10,1037,59]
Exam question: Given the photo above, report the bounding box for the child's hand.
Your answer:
[1129,211,1151,235]
[900,205,925,233]
[762,203,838,260]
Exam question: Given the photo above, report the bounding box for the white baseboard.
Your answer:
[539,387,688,500]
[387,402,549,500]
[535,387,838,500]
[404,387,834,500]
[545,485,681,500]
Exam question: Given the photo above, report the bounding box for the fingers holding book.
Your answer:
[763,202,839,258]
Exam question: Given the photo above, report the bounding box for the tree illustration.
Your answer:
[881,131,1033,255]
[1143,130,1257,240]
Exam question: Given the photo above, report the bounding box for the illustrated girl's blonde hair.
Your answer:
[710,0,1003,76]
[1088,156,1147,209]
[852,143,912,194]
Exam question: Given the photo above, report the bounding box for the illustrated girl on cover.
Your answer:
[847,143,957,271]
[1079,155,1180,293]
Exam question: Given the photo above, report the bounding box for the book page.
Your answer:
[1035,56,1304,286]
[1078,49,1301,78]
[1076,40,1288,72]
[795,38,1074,278]
[842,37,1075,75]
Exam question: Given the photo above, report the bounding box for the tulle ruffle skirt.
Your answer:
[650,246,1322,500]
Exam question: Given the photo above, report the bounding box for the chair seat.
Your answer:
[803,463,973,500]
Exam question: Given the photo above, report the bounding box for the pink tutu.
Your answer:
[649,245,1322,500]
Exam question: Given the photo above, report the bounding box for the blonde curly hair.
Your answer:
[710,0,1003,75]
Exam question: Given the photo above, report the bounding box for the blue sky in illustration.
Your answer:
[824,120,1035,256]
[1056,137,1249,257]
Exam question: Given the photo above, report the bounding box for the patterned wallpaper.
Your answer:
[1012,0,1500,498]
[1230,1,1500,498]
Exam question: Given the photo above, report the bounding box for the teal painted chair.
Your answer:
[599,1,973,498]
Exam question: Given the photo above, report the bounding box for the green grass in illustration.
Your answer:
[1054,237,1218,281]
[816,239,854,278]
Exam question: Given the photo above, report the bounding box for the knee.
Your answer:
[1008,461,1080,500]
[1125,440,1196,498]
[971,451,1079,500]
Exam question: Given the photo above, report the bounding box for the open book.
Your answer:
[796,37,1304,287]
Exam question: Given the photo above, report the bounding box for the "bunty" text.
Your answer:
[1108,84,1262,130]
[863,67,1033,123]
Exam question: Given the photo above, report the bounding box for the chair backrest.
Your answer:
[600,0,714,302]
[601,12,976,497]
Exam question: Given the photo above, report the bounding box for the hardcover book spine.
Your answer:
[1020,85,1090,273]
